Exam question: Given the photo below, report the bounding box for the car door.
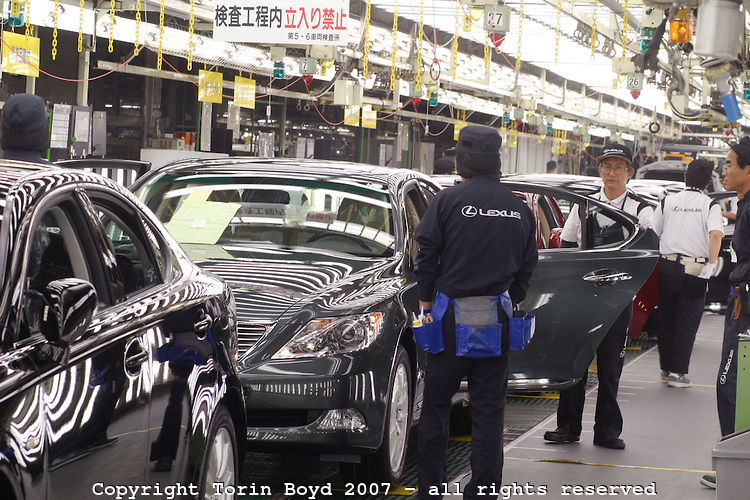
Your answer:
[77,188,194,486]
[81,187,225,486]
[13,191,151,498]
[501,182,659,388]
[398,180,434,417]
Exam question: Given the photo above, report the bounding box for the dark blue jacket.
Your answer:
[415,174,538,304]
[730,196,750,285]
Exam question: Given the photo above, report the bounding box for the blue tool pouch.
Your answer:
[413,292,449,354]
[415,291,535,357]
[454,295,504,358]
[499,292,535,351]
[509,310,535,350]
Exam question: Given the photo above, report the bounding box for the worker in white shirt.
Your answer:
[545,143,653,450]
[652,159,723,388]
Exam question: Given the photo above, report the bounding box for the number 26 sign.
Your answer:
[626,73,644,91]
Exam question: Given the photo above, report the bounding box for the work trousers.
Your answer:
[718,293,748,436]
[417,305,509,500]
[555,303,632,438]
[657,259,708,375]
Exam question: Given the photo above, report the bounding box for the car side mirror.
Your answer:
[41,278,97,346]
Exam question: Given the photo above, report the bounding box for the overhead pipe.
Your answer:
[597,0,641,32]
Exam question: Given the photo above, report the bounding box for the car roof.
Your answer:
[147,157,428,190]
[502,173,603,195]
[637,160,690,171]
[0,160,140,223]
[0,160,53,188]
[503,173,676,204]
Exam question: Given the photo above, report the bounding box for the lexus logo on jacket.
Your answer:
[462,205,521,219]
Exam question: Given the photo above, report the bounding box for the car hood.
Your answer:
[194,248,400,324]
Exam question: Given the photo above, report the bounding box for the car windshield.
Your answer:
[135,173,395,258]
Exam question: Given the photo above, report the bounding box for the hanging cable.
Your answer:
[517,0,524,68]
[363,0,371,81]
[415,0,424,92]
[555,0,561,65]
[52,0,59,60]
[621,0,629,63]
[591,0,598,60]
[133,0,141,56]
[158,0,165,69]
[188,0,195,70]
[452,0,459,79]
[1,35,142,81]
[78,0,84,52]
[24,0,31,38]
[390,0,399,91]
[108,0,115,52]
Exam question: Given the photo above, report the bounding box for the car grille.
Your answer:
[237,322,274,354]
[247,409,324,428]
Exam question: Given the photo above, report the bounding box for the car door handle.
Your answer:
[194,310,213,336]
[124,340,148,374]
[126,350,148,369]
[583,269,633,286]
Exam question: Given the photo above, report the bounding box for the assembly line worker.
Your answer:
[544,143,653,450]
[414,125,538,499]
[652,159,723,389]
[701,137,750,490]
[1,93,55,165]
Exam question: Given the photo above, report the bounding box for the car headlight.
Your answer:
[272,312,384,359]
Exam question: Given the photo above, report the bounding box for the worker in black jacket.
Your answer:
[415,125,538,499]
[1,93,55,165]
[701,136,750,490]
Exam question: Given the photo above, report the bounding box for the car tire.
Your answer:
[198,405,239,500]
[340,345,412,485]
[449,402,472,436]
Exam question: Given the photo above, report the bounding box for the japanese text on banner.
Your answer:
[213,0,349,45]
[2,31,40,77]
[234,76,256,109]
[199,70,224,104]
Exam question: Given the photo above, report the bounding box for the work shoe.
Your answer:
[700,474,716,489]
[543,429,580,443]
[660,370,669,382]
[593,435,626,449]
[667,373,691,388]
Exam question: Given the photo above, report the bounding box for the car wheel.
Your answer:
[340,345,412,485]
[198,405,239,500]
[449,402,472,436]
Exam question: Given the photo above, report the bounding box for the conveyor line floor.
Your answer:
[448,311,725,499]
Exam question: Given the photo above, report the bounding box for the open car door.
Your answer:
[501,181,659,391]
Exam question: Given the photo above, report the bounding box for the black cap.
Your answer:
[1,94,50,153]
[730,136,750,166]
[454,125,502,155]
[687,158,714,183]
[596,143,633,166]
[546,160,557,171]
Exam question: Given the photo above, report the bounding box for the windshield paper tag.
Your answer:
[306,212,336,224]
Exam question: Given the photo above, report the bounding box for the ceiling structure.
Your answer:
[9,0,750,151]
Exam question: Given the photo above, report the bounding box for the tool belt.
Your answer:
[413,291,535,357]
[661,254,708,264]
[660,254,707,277]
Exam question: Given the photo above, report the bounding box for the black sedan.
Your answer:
[133,158,657,485]
[0,162,244,499]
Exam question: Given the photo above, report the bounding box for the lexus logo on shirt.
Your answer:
[462,205,521,219]
[462,205,478,217]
